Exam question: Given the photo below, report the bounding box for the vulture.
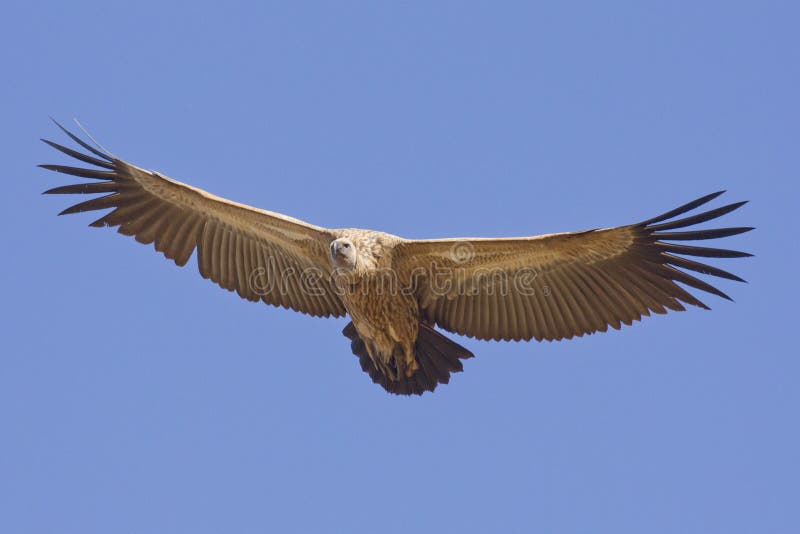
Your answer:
[41,121,753,395]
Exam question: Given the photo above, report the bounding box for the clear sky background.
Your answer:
[1,1,797,533]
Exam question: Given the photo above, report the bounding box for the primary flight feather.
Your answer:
[41,121,753,395]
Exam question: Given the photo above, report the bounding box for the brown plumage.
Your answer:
[41,121,753,395]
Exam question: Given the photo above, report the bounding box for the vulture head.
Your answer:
[330,238,357,270]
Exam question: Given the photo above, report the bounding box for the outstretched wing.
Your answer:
[393,192,752,341]
[41,121,346,318]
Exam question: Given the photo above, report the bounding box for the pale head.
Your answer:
[330,237,357,270]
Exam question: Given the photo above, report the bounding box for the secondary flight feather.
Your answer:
[41,121,753,395]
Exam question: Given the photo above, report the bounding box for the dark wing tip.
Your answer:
[47,118,114,162]
[40,138,116,169]
[38,164,115,180]
[647,201,746,232]
[637,191,752,305]
[42,125,123,218]
[638,191,728,227]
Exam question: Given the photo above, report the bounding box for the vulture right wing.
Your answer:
[41,121,346,318]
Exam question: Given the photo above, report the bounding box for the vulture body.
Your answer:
[41,122,752,395]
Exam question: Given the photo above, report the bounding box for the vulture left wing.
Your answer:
[41,121,346,318]
[393,192,752,342]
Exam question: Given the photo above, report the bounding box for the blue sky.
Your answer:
[1,1,797,532]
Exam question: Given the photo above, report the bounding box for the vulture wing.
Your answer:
[393,192,752,341]
[41,121,346,318]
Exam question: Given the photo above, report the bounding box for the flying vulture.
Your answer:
[41,122,753,395]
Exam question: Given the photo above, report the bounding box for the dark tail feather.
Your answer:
[342,322,473,396]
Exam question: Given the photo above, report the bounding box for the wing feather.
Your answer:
[395,192,751,341]
[42,123,346,318]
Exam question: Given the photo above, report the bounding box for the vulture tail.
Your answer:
[342,322,473,395]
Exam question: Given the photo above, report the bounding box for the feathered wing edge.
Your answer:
[398,191,753,342]
[40,120,347,318]
[631,190,753,308]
